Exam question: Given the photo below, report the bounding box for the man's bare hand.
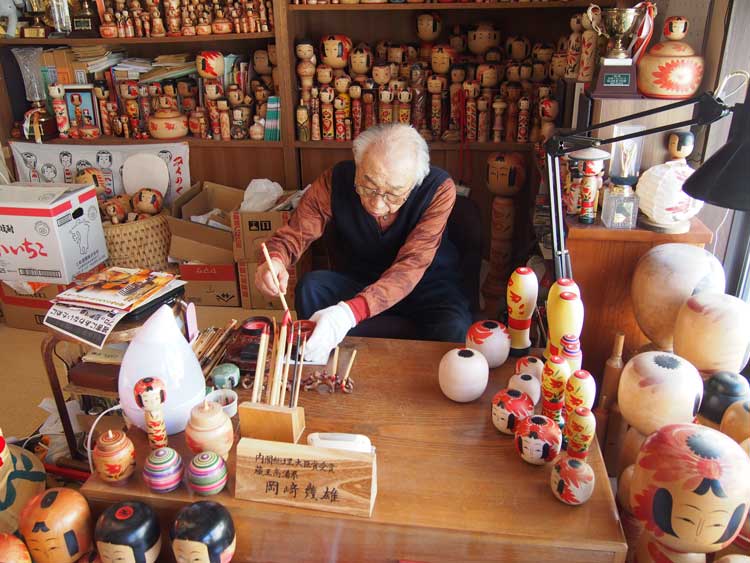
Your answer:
[255,257,289,297]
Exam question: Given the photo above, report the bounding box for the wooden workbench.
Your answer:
[81,337,627,562]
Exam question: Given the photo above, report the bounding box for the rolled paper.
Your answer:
[564,406,596,460]
[93,429,136,485]
[565,369,597,416]
[544,278,580,358]
[142,447,183,493]
[187,452,228,496]
[546,290,584,360]
[507,267,538,356]
[541,355,570,427]
[560,334,583,373]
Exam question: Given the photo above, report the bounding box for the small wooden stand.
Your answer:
[235,437,377,518]
[238,401,305,444]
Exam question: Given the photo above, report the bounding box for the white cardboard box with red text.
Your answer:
[0,183,107,283]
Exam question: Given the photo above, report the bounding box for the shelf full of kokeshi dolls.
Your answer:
[97,0,274,39]
[293,14,582,146]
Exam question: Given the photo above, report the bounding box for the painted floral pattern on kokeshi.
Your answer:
[515,414,562,465]
[93,430,136,485]
[507,267,538,355]
[565,369,596,416]
[551,454,595,505]
[564,406,596,460]
[492,388,534,435]
[542,355,570,427]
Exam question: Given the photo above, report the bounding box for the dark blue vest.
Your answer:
[329,160,461,287]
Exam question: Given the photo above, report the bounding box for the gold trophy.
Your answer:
[21,0,50,37]
[589,4,650,98]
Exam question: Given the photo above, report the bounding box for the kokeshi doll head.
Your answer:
[629,424,750,554]
[134,377,166,412]
[19,489,93,563]
[148,82,163,97]
[379,88,394,104]
[320,34,352,70]
[564,406,596,460]
[93,429,136,485]
[570,13,584,32]
[398,88,412,104]
[430,44,455,75]
[487,152,527,197]
[699,371,750,426]
[673,293,750,376]
[506,267,538,355]
[95,502,161,563]
[195,51,224,79]
[119,81,139,100]
[668,130,694,160]
[551,455,595,506]
[508,372,541,405]
[93,80,110,100]
[349,84,362,100]
[295,39,315,62]
[372,64,391,87]
[505,62,521,83]
[48,83,65,100]
[465,320,510,369]
[449,64,466,85]
[462,80,480,99]
[506,35,531,61]
[492,388,533,435]
[485,47,503,64]
[187,452,228,496]
[632,243,725,351]
[618,351,703,435]
[467,22,500,56]
[319,85,335,104]
[334,74,351,95]
[533,42,555,63]
[531,60,547,83]
[560,334,582,373]
[720,400,750,444]
[550,52,567,80]
[297,60,316,89]
[0,533,31,562]
[515,355,544,382]
[427,74,447,94]
[565,369,596,415]
[539,97,559,122]
[476,64,499,89]
[171,502,236,563]
[664,15,690,41]
[142,447,183,493]
[515,415,562,465]
[417,12,441,42]
[349,43,372,77]
[185,400,234,460]
[541,354,571,402]
[547,291,584,358]
[387,44,407,66]
[438,348,489,403]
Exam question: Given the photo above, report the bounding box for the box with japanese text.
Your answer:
[0,183,107,283]
[179,263,240,307]
[231,191,296,261]
[0,282,63,331]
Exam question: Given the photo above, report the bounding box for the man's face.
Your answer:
[355,154,415,218]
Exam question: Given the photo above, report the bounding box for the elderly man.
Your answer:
[256,124,471,363]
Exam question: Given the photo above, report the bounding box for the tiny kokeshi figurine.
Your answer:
[618,351,703,436]
[515,415,562,465]
[49,83,70,138]
[541,354,570,427]
[629,424,750,556]
[427,74,446,138]
[487,152,527,197]
[720,400,750,444]
[577,6,600,82]
[417,12,441,43]
[673,292,750,376]
[668,131,695,160]
[349,84,362,138]
[507,267,538,356]
[196,51,224,79]
[186,452,228,496]
[134,377,168,450]
[516,96,530,143]
[95,502,161,563]
[320,85,335,141]
[463,80,479,141]
[465,320,510,369]
[334,74,352,117]
[138,84,151,122]
[492,388,533,435]
[565,13,584,79]
[19,489,93,563]
[310,87,321,141]
[0,428,45,534]
[467,21,500,56]
[560,334,582,373]
[93,81,111,136]
[320,34,352,71]
[0,533,31,562]
[515,355,545,382]
[119,80,140,124]
[171,502,236,563]
[477,96,490,143]
[296,101,310,142]
[551,455,595,506]
[492,97,507,143]
[185,400,234,460]
[546,290,584,360]
[217,99,231,141]
[92,429,136,485]
[509,372,541,405]
[397,88,412,124]
[564,406,596,460]
[142,447,183,493]
[334,97,346,141]
[372,63,391,91]
[565,369,596,416]
[297,60,315,91]
[476,64,499,97]
[699,372,750,427]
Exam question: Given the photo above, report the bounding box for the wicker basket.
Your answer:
[103,212,171,271]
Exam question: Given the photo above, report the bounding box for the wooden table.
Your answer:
[81,337,627,562]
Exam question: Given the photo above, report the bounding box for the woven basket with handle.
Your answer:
[103,212,171,271]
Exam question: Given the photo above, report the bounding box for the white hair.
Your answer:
[351,124,431,187]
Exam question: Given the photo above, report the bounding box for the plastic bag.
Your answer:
[37,397,84,463]
[240,179,284,212]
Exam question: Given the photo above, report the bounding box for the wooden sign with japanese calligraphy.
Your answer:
[235,437,377,518]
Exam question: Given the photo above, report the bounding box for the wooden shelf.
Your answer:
[296,140,534,151]
[46,135,283,147]
[0,32,275,46]
[288,0,614,12]
[566,215,713,244]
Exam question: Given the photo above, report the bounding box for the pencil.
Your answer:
[293,336,306,408]
[251,325,269,402]
[261,243,289,313]
[270,320,288,405]
[341,349,357,390]
[331,346,340,392]
[265,321,279,404]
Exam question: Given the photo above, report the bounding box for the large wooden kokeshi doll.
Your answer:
[577,6,600,82]
[618,352,703,436]
[320,34,352,71]
[92,429,136,485]
[492,388,534,435]
[0,428,45,534]
[673,292,750,376]
[565,369,596,416]
[486,152,527,197]
[550,455,595,506]
[0,532,31,562]
[632,244,725,351]
[507,267,538,356]
[95,502,161,563]
[467,22,500,57]
[19,489,93,563]
[185,400,234,460]
[320,85,335,140]
[564,406,596,460]
[546,290,584,360]
[515,415,562,465]
[171,501,236,563]
[564,13,584,79]
[134,377,168,450]
[629,424,750,557]
[541,354,570,427]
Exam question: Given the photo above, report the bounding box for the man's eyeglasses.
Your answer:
[355,185,412,206]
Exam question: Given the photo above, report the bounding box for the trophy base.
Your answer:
[590,58,640,99]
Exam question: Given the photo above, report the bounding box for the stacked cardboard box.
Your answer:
[0,283,65,331]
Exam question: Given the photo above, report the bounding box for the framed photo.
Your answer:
[63,84,100,130]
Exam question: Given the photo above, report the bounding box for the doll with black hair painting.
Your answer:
[95,502,161,563]
[171,501,236,563]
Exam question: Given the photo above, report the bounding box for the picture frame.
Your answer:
[63,84,100,130]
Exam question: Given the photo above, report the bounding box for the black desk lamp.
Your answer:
[544,72,749,279]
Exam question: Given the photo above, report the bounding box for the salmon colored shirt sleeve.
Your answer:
[263,167,457,322]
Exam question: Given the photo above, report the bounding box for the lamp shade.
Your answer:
[683,98,750,210]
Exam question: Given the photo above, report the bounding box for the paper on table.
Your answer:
[44,303,128,349]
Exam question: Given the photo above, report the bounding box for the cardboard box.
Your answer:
[179,263,240,307]
[173,181,244,222]
[231,191,296,261]
[0,282,62,331]
[237,252,310,310]
[0,183,108,284]
[166,214,234,264]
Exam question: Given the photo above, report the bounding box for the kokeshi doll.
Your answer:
[541,354,570,427]
[699,372,750,427]
[379,88,394,124]
[217,99,231,141]
[334,97,346,142]
[577,6,600,82]
[515,414,562,465]
[296,100,310,142]
[138,84,151,124]
[362,88,376,130]
[48,83,70,138]
[0,533,31,562]
[334,74,351,117]
[564,13,583,79]
[516,96,530,143]
[350,84,362,138]
[721,399,750,444]
[95,501,161,563]
[0,427,45,535]
[507,267,538,356]
[93,81,111,136]
[172,502,236,563]
[560,334,583,373]
[345,118,352,141]
[550,454,595,505]
[397,88,412,124]
[492,388,534,435]
[539,96,559,142]
[134,377,168,450]
[410,64,428,134]
[477,95,490,143]
[564,406,596,460]
[428,74,446,139]
[92,429,136,485]
[492,97,506,142]
[310,87,321,141]
[185,400,234,460]
[546,291,584,359]
[565,369,596,416]
[447,65,466,133]
[463,80,479,142]
[320,85,335,141]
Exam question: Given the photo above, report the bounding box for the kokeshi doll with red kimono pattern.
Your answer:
[507,267,538,356]
[134,377,168,450]
[564,406,596,460]
[541,354,570,427]
[320,85,335,141]
[545,278,580,357]
[546,290,584,360]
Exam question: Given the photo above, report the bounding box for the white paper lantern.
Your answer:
[637,160,703,230]
[119,305,206,434]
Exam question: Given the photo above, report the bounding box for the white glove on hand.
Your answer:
[304,302,356,364]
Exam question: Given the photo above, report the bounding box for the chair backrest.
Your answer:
[447,195,482,314]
